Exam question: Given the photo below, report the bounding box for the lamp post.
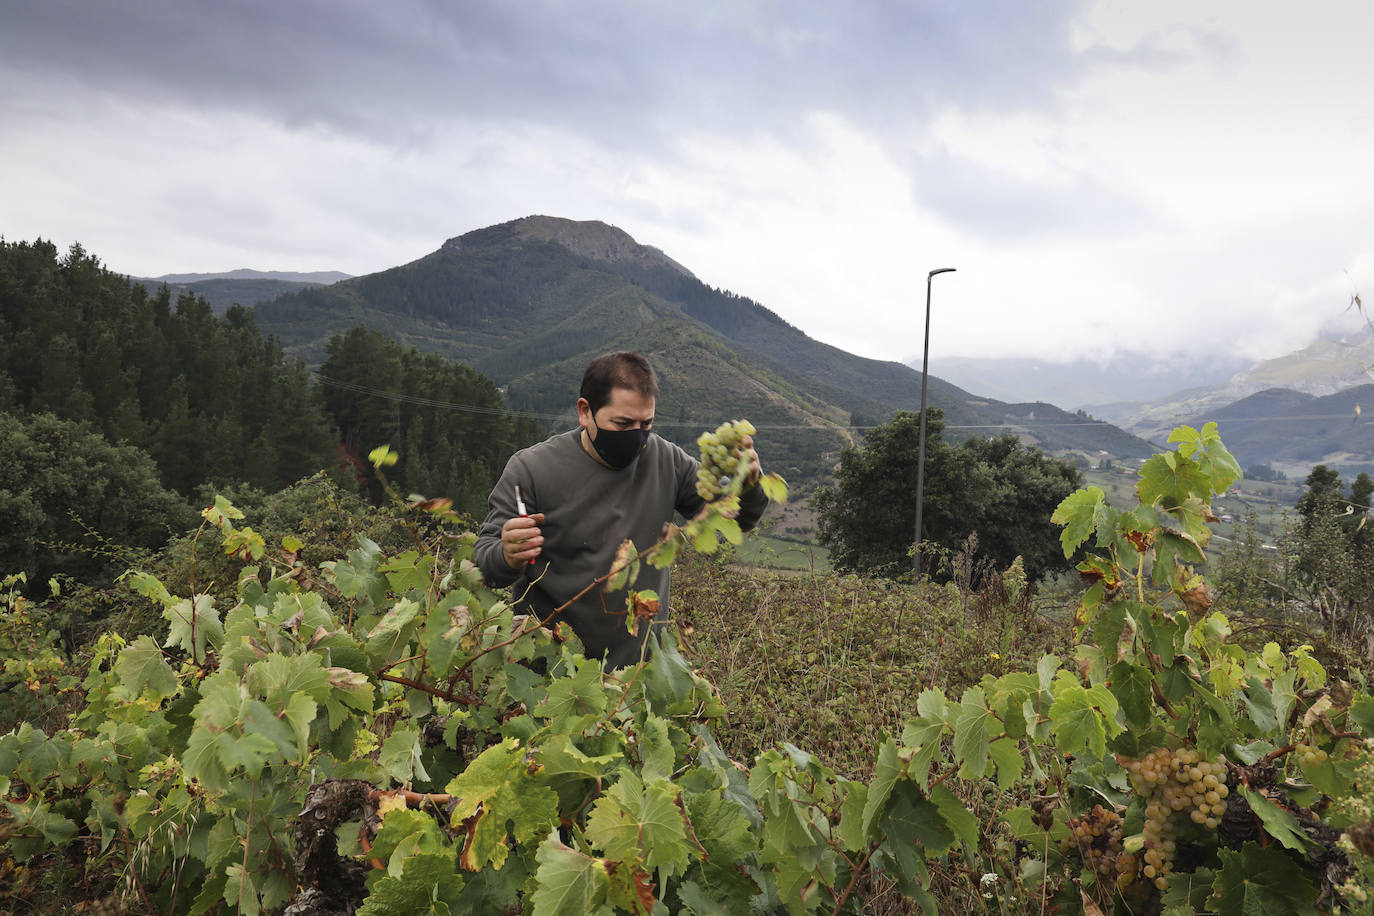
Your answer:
[914,267,956,577]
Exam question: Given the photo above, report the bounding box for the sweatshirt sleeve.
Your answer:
[736,478,769,533]
[474,454,527,588]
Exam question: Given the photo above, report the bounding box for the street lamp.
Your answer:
[914,267,956,577]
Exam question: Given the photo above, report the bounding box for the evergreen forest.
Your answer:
[0,239,542,587]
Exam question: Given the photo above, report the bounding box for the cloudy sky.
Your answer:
[4,0,1372,369]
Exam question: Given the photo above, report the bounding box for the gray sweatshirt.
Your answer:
[475,429,769,668]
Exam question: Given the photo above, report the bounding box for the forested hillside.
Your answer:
[131,277,327,314]
[1186,384,1374,474]
[251,216,1161,481]
[0,239,543,588]
[0,240,337,495]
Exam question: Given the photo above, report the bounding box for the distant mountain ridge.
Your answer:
[143,268,353,284]
[249,216,1159,485]
[1072,320,1374,475]
[1184,384,1374,476]
[130,270,352,315]
[926,354,1252,411]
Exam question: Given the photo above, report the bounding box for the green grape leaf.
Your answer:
[446,738,559,871]
[685,786,758,865]
[929,783,979,852]
[837,781,869,852]
[1166,496,1214,549]
[357,853,465,915]
[875,781,937,901]
[1051,486,1113,556]
[1138,450,1212,507]
[3,799,76,861]
[1049,685,1108,757]
[1160,866,1215,915]
[531,834,610,916]
[537,734,622,780]
[121,569,175,607]
[759,472,789,503]
[1170,422,1242,494]
[114,635,179,700]
[638,713,674,784]
[678,877,756,916]
[534,658,609,733]
[607,539,639,593]
[1209,842,1317,915]
[368,444,399,468]
[163,595,224,664]
[1241,676,1279,735]
[883,780,955,856]
[223,863,261,916]
[586,772,691,877]
[242,698,306,760]
[1108,661,1154,729]
[988,737,1023,792]
[379,550,436,595]
[365,597,422,658]
[325,666,376,730]
[379,723,430,785]
[645,531,681,569]
[374,810,451,877]
[1236,788,1312,852]
[953,686,992,779]
[213,729,277,776]
[642,631,697,716]
[1350,694,1374,735]
[862,739,900,837]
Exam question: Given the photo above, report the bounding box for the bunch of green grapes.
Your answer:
[1061,804,1136,886]
[1118,747,1230,892]
[1294,742,1329,768]
[695,419,755,500]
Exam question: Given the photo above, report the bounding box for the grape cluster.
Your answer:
[1061,804,1136,887]
[1118,747,1229,892]
[1295,743,1328,767]
[695,420,755,501]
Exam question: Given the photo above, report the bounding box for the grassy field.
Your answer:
[734,532,831,571]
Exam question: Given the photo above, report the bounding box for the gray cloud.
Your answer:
[912,151,1160,241]
[1,0,1089,145]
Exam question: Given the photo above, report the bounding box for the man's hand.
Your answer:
[741,435,762,489]
[501,512,545,570]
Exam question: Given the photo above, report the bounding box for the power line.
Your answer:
[311,373,1370,434]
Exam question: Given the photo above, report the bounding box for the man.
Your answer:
[475,352,769,668]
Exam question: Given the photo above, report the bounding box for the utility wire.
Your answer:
[312,373,1370,433]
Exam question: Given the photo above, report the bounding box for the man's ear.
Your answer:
[576,398,592,428]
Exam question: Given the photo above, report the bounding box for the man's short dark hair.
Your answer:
[580,352,659,415]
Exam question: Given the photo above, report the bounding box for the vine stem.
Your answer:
[454,534,675,677]
[240,776,257,914]
[370,788,454,808]
[828,840,881,916]
[1259,732,1360,764]
[377,671,481,706]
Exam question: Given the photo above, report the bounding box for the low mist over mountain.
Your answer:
[1074,321,1374,475]
[925,354,1251,411]
[250,216,1159,485]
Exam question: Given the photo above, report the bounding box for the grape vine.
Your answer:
[0,421,1370,914]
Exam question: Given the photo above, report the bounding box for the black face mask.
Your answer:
[591,424,651,469]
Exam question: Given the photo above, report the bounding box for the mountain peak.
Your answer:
[445,215,695,279]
